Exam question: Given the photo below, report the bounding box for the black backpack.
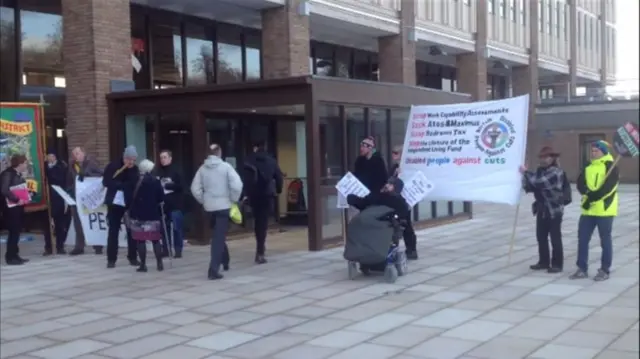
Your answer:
[562,171,572,205]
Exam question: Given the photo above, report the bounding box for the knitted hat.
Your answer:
[592,140,610,155]
[538,146,559,158]
[123,145,138,159]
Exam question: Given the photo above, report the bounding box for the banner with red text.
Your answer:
[400,95,529,206]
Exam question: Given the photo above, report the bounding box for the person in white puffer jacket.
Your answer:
[191,144,243,280]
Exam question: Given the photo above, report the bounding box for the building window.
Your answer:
[353,50,373,81]
[546,0,552,34]
[151,23,183,87]
[334,46,351,78]
[0,3,17,100]
[244,30,261,81]
[319,104,344,184]
[216,24,242,84]
[538,1,543,31]
[520,0,526,25]
[510,0,516,22]
[313,42,335,77]
[185,24,214,85]
[499,0,506,18]
[20,1,64,88]
[489,0,494,14]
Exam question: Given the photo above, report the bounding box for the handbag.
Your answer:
[123,176,143,228]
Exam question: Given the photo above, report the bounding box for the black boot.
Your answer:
[208,268,223,280]
[254,254,267,264]
[152,242,164,272]
[136,241,147,272]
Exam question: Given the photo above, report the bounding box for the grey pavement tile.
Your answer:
[92,322,175,343]
[441,320,513,342]
[412,308,482,329]
[236,314,307,335]
[451,298,503,311]
[346,313,418,334]
[308,330,377,349]
[328,299,404,321]
[272,344,339,359]
[391,301,449,317]
[168,322,227,338]
[422,291,473,304]
[551,329,618,351]
[467,336,544,359]
[4,306,86,326]
[99,333,187,359]
[138,345,212,359]
[503,317,576,341]
[561,291,619,307]
[1,321,69,341]
[608,331,640,352]
[531,283,584,297]
[287,305,336,319]
[194,298,260,315]
[155,311,210,325]
[573,314,638,334]
[287,317,352,336]
[325,343,403,359]
[246,296,315,314]
[209,310,266,326]
[406,336,481,359]
[595,350,640,359]
[187,330,259,351]
[538,304,597,320]
[504,294,561,312]
[368,325,442,348]
[316,292,378,309]
[98,298,167,315]
[242,289,293,302]
[0,337,58,358]
[119,304,187,321]
[221,332,310,358]
[529,344,601,359]
[40,318,134,341]
[29,339,111,359]
[53,312,110,326]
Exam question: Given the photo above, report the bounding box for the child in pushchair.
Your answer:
[344,178,409,283]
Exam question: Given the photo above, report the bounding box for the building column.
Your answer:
[455,0,488,101]
[568,0,578,97]
[378,0,416,85]
[261,0,310,79]
[62,0,132,164]
[598,0,607,87]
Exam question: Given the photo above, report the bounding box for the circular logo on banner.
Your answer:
[475,116,517,157]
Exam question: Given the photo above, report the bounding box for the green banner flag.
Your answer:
[0,102,47,211]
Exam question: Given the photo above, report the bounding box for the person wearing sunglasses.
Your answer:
[354,136,388,194]
[388,145,418,260]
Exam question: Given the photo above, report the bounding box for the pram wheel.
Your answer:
[348,261,358,280]
[361,266,372,276]
[395,251,408,276]
[384,264,398,283]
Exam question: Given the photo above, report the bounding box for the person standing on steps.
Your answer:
[103,145,140,268]
[67,147,104,256]
[242,139,283,265]
[570,140,619,282]
[520,146,568,274]
[129,159,165,273]
[43,149,71,256]
[191,144,243,280]
[389,145,418,260]
[154,150,185,258]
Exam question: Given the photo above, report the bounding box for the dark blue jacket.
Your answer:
[45,161,68,216]
[102,161,139,208]
[129,174,165,221]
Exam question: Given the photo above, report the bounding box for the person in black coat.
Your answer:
[102,145,140,268]
[43,149,71,255]
[154,150,184,258]
[354,136,388,194]
[388,145,418,259]
[0,154,30,265]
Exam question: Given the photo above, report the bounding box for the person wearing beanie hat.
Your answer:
[520,145,567,273]
[570,140,619,281]
[43,148,71,256]
[102,145,141,268]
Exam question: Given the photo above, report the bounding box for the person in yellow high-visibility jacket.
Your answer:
[570,140,619,282]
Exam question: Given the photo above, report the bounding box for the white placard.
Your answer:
[400,95,529,206]
[400,171,435,207]
[335,172,370,198]
[51,185,76,206]
[131,54,142,73]
[113,190,126,207]
[71,177,127,247]
[337,193,349,208]
[160,177,174,195]
[78,179,106,211]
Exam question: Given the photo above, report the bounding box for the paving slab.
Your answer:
[1,186,638,359]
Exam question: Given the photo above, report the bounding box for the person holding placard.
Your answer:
[389,145,418,260]
[154,150,185,258]
[103,145,140,268]
[520,146,567,273]
[43,149,71,255]
[68,147,104,255]
[354,136,388,194]
[570,141,619,282]
[0,154,31,265]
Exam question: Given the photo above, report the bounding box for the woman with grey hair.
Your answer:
[128,159,166,272]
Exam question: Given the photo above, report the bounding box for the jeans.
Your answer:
[209,209,230,274]
[536,214,564,268]
[577,215,614,273]
[106,205,137,264]
[3,206,24,261]
[251,198,271,256]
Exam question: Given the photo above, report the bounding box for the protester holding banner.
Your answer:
[103,145,140,268]
[520,146,567,273]
[389,145,418,260]
[154,150,185,258]
[0,154,30,265]
[43,149,71,255]
[571,141,619,282]
[354,136,388,194]
[68,147,104,255]
[129,159,165,272]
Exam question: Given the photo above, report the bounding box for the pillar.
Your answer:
[378,0,416,85]
[62,0,131,164]
[261,0,310,79]
[455,0,488,101]
[598,0,607,87]
[568,0,578,97]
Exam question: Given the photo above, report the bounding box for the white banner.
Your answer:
[400,95,529,206]
[68,177,128,247]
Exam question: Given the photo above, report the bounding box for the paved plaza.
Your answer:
[1,187,638,359]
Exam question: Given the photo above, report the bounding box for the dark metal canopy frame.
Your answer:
[106,76,472,251]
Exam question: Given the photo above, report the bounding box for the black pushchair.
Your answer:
[344,192,409,283]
